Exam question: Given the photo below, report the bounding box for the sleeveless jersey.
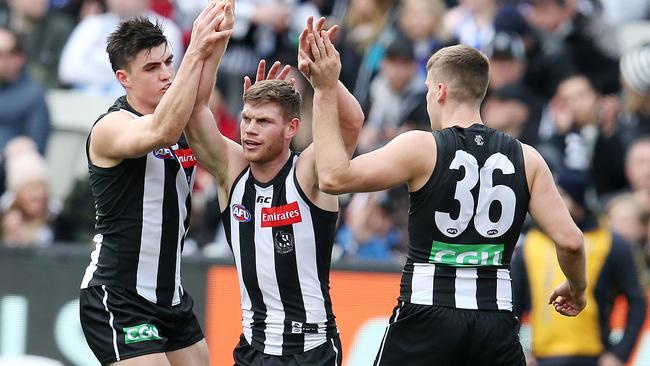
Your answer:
[223,153,339,356]
[400,124,530,311]
[80,96,197,307]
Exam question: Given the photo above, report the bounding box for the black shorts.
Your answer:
[233,334,343,366]
[374,302,525,366]
[79,285,204,365]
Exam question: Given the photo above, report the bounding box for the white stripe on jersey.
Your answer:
[81,234,104,288]
[286,166,329,352]
[136,153,165,304]
[410,263,435,305]
[496,269,513,311]
[230,170,254,344]
[455,268,478,310]
[101,285,120,362]
[173,163,191,305]
[252,183,285,355]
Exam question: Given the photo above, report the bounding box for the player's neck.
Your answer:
[125,94,155,115]
[441,104,483,130]
[249,150,292,184]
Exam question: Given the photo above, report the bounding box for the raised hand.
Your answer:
[243,59,293,95]
[187,0,233,59]
[548,280,586,317]
[300,30,341,91]
[298,16,339,79]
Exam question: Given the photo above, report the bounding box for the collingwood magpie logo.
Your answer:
[475,135,484,146]
[274,231,295,254]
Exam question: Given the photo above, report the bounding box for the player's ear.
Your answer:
[436,83,447,104]
[116,69,130,88]
[286,118,300,139]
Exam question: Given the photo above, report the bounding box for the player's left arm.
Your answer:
[295,18,364,208]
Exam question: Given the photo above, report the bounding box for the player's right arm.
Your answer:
[185,0,248,207]
[523,144,587,317]
[90,1,229,166]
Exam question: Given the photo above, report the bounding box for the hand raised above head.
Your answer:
[300,30,341,91]
[298,16,339,78]
[243,59,294,95]
[188,0,233,58]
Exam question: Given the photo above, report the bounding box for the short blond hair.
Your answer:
[426,45,490,104]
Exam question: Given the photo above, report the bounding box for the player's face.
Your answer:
[119,44,174,109]
[240,102,296,163]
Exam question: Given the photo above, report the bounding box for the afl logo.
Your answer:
[231,204,251,222]
[487,229,498,236]
[447,228,458,235]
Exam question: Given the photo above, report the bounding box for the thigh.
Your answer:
[466,312,526,366]
[167,339,209,366]
[80,286,168,365]
[374,303,467,366]
[164,291,205,353]
[110,353,170,366]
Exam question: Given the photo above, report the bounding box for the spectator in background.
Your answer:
[0,25,50,155]
[339,0,396,94]
[0,137,58,247]
[486,31,527,91]
[618,43,650,145]
[513,170,647,366]
[395,0,450,78]
[444,0,498,52]
[605,192,649,284]
[58,0,183,96]
[493,4,575,100]
[1,0,76,87]
[539,74,626,198]
[625,137,650,212]
[335,192,402,262]
[483,85,542,146]
[524,0,620,94]
[357,32,426,153]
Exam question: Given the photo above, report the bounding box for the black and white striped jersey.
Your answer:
[400,124,530,311]
[223,153,338,356]
[80,96,197,307]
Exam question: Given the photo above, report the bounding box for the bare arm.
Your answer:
[185,0,246,203]
[91,2,228,164]
[298,17,364,157]
[524,144,587,316]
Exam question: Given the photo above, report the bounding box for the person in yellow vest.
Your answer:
[512,171,647,366]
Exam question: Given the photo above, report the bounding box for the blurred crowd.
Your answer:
[1,0,650,272]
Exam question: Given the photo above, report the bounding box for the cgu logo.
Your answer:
[232,204,252,222]
[123,324,162,344]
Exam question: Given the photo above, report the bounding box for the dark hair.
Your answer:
[106,16,168,72]
[426,44,489,103]
[243,80,302,121]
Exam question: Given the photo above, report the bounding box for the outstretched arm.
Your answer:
[298,17,364,156]
[524,144,587,317]
[185,0,246,203]
[307,31,434,195]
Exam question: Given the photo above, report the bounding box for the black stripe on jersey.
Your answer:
[399,260,415,303]
[156,158,181,305]
[433,265,456,308]
[271,183,307,354]
[293,172,338,336]
[241,178,267,350]
[115,158,147,288]
[476,268,499,311]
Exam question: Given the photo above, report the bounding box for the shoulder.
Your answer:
[91,110,135,137]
